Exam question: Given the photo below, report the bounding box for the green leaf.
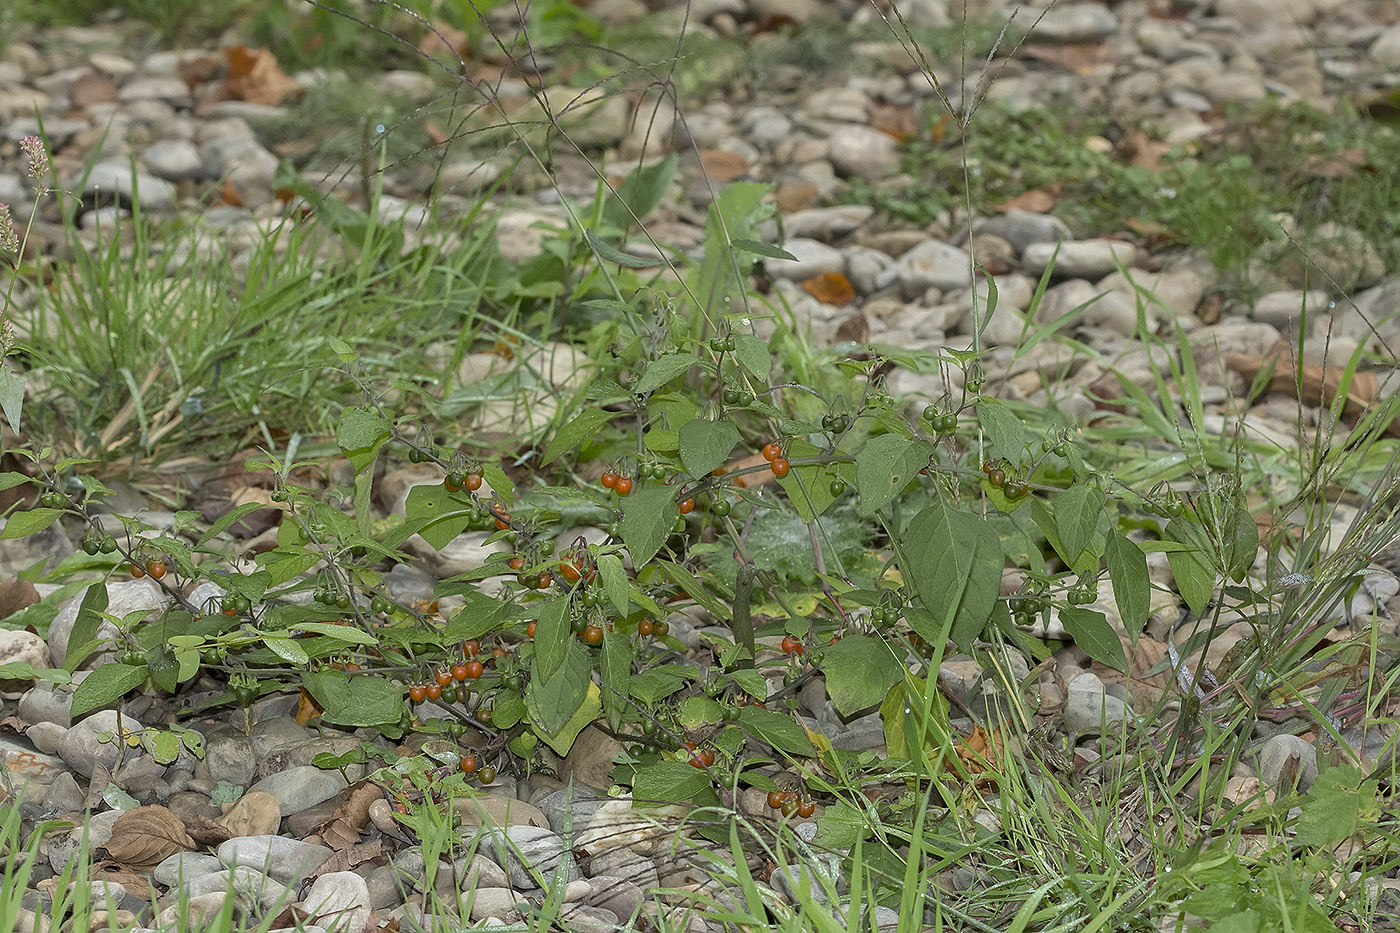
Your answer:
[904,503,1003,650]
[0,662,71,683]
[600,627,631,728]
[629,666,691,704]
[855,435,933,514]
[145,644,179,693]
[977,398,1026,466]
[657,560,728,621]
[620,482,674,568]
[337,407,390,473]
[264,637,310,665]
[64,584,110,672]
[70,663,148,718]
[694,183,772,320]
[601,153,678,229]
[632,760,711,802]
[300,670,403,727]
[1165,519,1215,616]
[2,508,63,539]
[737,707,814,757]
[733,334,771,381]
[1055,484,1106,564]
[598,553,629,616]
[678,417,740,480]
[1059,607,1127,672]
[532,597,570,682]
[1226,505,1259,583]
[0,472,34,491]
[0,366,24,433]
[403,483,475,551]
[727,669,768,701]
[586,230,666,268]
[291,622,377,645]
[822,635,904,717]
[1105,533,1150,637]
[634,353,700,395]
[1295,765,1378,848]
[730,238,797,261]
[542,408,620,466]
[196,503,272,549]
[492,692,526,730]
[526,639,592,736]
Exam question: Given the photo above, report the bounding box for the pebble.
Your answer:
[1022,239,1138,279]
[301,871,372,933]
[247,764,344,815]
[58,709,145,778]
[217,835,333,884]
[827,125,900,180]
[478,824,579,888]
[1257,733,1319,792]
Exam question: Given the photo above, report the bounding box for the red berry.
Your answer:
[615,477,633,496]
[600,471,618,489]
[436,670,453,686]
[495,514,511,531]
[767,791,786,810]
[452,663,470,682]
[678,498,695,514]
[797,800,815,818]
[771,457,791,478]
[761,442,781,462]
[464,639,480,657]
[425,683,442,701]
[408,685,427,703]
[464,472,483,491]
[509,556,525,571]
[560,561,582,583]
[459,754,478,774]
[145,559,167,580]
[637,619,655,637]
[464,660,484,679]
[582,625,604,646]
[129,563,146,578]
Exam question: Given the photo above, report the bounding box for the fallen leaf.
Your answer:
[995,187,1059,213]
[102,806,195,868]
[418,24,469,67]
[0,577,39,621]
[222,46,302,107]
[90,862,153,901]
[802,272,856,306]
[218,180,244,208]
[312,782,380,852]
[1021,42,1111,74]
[213,790,280,838]
[870,104,917,141]
[181,813,235,847]
[1225,348,1400,437]
[310,838,384,876]
[1300,148,1370,179]
[699,149,749,183]
[296,686,324,726]
[1118,130,1171,171]
[776,182,820,213]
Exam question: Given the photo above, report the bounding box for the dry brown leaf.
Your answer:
[313,783,380,852]
[296,686,324,726]
[833,312,869,344]
[1119,130,1171,171]
[418,25,469,66]
[310,838,384,877]
[954,725,1005,775]
[776,182,820,213]
[0,577,40,621]
[181,812,235,847]
[1020,42,1111,74]
[218,180,244,208]
[102,806,195,868]
[699,149,750,183]
[802,272,856,306]
[90,862,153,902]
[995,187,1059,214]
[1300,148,1370,179]
[222,46,302,107]
[1225,349,1400,437]
[870,104,917,141]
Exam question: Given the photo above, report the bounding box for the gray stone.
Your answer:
[156,891,235,930]
[895,239,973,296]
[195,728,256,788]
[584,877,644,922]
[59,709,144,779]
[0,630,49,691]
[198,135,279,205]
[3,735,75,795]
[248,765,344,815]
[827,125,900,180]
[769,858,845,905]
[300,870,372,933]
[1023,239,1138,279]
[18,682,75,728]
[1372,25,1400,67]
[48,580,167,669]
[217,835,332,884]
[81,160,177,211]
[764,237,845,280]
[782,205,873,241]
[1252,289,1331,330]
[186,867,292,912]
[1187,320,1283,372]
[1063,676,1132,735]
[248,716,313,759]
[1031,3,1118,44]
[468,887,527,922]
[142,139,203,181]
[153,851,224,887]
[479,824,578,888]
[559,904,621,933]
[1257,733,1318,792]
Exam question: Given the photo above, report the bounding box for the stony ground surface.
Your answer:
[3,0,1400,931]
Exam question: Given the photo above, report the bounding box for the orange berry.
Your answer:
[145,559,167,580]
[459,754,477,774]
[559,561,581,583]
[129,563,146,578]
[464,660,484,679]
[452,663,470,682]
[425,683,442,701]
[761,442,781,462]
[436,670,453,687]
[526,621,536,639]
[509,556,525,571]
[600,471,618,489]
[464,472,483,491]
[408,685,427,703]
[678,498,695,514]
[615,477,633,496]
[770,457,791,478]
[463,639,480,657]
